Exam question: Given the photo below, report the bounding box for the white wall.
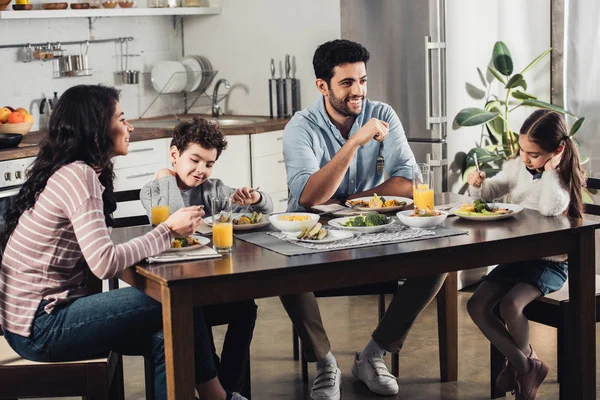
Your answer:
[446,0,551,192]
[0,16,185,130]
[183,0,341,116]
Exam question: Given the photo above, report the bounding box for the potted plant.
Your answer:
[453,41,586,192]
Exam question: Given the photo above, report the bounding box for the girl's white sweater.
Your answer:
[468,158,569,217]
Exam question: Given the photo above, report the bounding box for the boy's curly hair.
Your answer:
[170,116,228,159]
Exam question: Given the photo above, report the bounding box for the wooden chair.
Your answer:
[113,189,150,228]
[0,275,125,400]
[293,272,458,385]
[490,177,600,400]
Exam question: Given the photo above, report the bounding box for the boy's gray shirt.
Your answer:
[140,175,273,220]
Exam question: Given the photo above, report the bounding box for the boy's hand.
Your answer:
[467,171,486,188]
[232,187,260,205]
[156,168,176,179]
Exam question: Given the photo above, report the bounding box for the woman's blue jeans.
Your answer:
[4,287,217,400]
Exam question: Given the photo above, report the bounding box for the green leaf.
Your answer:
[501,129,519,156]
[569,117,585,137]
[505,74,524,89]
[580,154,590,165]
[477,67,488,88]
[519,99,577,117]
[493,41,513,76]
[488,67,506,85]
[583,187,594,204]
[484,100,505,144]
[521,48,552,75]
[453,108,500,129]
[512,90,537,100]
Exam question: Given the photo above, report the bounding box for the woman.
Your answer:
[0,85,245,400]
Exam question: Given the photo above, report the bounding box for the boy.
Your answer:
[141,116,273,395]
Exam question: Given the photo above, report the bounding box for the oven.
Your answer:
[0,157,36,234]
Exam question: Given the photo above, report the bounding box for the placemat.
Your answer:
[236,224,468,256]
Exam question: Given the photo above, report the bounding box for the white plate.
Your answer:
[164,235,210,253]
[451,202,523,221]
[151,61,187,94]
[181,56,203,92]
[328,216,394,233]
[204,213,271,231]
[286,229,354,244]
[346,196,413,212]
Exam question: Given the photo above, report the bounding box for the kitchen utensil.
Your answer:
[181,55,203,92]
[150,61,187,93]
[0,134,23,149]
[283,54,292,118]
[473,152,480,173]
[290,55,301,115]
[268,59,275,119]
[376,142,384,175]
[275,60,284,118]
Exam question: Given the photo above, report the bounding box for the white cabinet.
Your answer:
[250,129,288,213]
[210,134,252,189]
[113,138,171,219]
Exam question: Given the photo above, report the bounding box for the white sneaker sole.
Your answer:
[352,362,399,396]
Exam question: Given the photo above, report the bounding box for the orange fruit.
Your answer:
[0,107,11,123]
[7,111,25,124]
[15,107,28,116]
[23,114,34,123]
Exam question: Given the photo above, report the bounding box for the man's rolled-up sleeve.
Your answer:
[283,123,320,204]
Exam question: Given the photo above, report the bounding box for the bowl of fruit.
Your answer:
[0,107,34,135]
[269,212,320,232]
[396,207,448,229]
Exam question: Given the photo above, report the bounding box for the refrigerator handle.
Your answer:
[424,35,432,130]
[425,36,448,130]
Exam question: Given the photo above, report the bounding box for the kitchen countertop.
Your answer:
[0,115,290,162]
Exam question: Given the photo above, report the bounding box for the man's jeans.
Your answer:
[4,287,217,400]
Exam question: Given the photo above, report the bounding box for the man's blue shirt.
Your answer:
[283,97,417,211]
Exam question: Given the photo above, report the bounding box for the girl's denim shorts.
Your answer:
[483,258,568,295]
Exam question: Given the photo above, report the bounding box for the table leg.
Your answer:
[567,229,596,399]
[437,271,458,382]
[162,285,195,400]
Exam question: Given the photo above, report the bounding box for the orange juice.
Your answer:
[151,205,169,225]
[212,222,233,252]
[414,184,434,209]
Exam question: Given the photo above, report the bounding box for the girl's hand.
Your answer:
[156,168,176,179]
[467,171,486,188]
[232,187,260,205]
[544,153,562,172]
[164,206,204,237]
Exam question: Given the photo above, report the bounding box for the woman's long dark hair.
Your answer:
[1,85,120,249]
[520,109,586,218]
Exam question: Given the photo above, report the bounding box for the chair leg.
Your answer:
[115,353,125,400]
[144,357,156,400]
[378,293,386,320]
[292,326,300,361]
[391,352,399,377]
[436,271,458,382]
[558,304,571,400]
[301,342,309,384]
[490,343,507,398]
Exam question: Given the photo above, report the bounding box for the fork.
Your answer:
[473,153,480,174]
[376,142,384,175]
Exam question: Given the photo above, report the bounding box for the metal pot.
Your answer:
[121,70,139,84]
[52,54,90,78]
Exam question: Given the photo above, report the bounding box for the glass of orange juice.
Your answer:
[211,197,233,254]
[151,205,170,226]
[413,163,434,210]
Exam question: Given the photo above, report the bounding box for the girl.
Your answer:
[141,116,273,394]
[466,109,586,400]
[0,85,245,400]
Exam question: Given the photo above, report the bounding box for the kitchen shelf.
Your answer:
[0,6,220,19]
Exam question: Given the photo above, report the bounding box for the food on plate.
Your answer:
[296,223,328,240]
[410,206,442,217]
[342,213,388,227]
[171,236,202,248]
[347,193,406,208]
[278,214,310,222]
[233,211,263,225]
[457,200,512,216]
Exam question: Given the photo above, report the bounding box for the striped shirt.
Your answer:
[0,162,171,337]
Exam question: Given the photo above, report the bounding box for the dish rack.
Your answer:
[140,69,224,118]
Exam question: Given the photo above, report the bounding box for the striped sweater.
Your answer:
[0,162,172,337]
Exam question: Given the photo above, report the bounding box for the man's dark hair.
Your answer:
[312,39,370,86]
[171,116,228,159]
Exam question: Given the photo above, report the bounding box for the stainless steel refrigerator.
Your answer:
[341,0,448,192]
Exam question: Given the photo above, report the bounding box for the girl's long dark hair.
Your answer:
[520,109,586,218]
[1,85,120,249]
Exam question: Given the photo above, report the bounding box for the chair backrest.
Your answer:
[584,177,600,215]
[113,189,148,228]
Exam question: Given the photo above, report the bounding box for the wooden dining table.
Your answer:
[114,193,600,400]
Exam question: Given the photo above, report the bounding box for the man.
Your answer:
[281,39,447,399]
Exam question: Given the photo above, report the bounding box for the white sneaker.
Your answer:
[351,352,399,396]
[310,364,341,400]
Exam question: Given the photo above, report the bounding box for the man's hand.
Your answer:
[348,118,389,147]
[156,168,176,179]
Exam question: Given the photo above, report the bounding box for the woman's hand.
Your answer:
[156,168,176,179]
[164,206,205,237]
[232,187,260,205]
[467,170,486,188]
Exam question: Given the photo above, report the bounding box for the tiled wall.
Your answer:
[0,15,187,130]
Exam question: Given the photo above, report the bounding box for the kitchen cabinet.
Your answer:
[250,129,288,213]
[210,134,252,190]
